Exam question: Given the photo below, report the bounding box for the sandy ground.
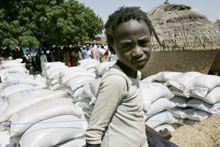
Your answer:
[170,113,220,147]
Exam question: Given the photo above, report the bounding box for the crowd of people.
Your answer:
[0,43,117,74]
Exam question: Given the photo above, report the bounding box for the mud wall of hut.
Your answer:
[141,50,218,79]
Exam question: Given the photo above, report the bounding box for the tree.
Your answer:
[0,0,104,49]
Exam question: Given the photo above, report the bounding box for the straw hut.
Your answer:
[141,4,220,78]
[210,20,220,72]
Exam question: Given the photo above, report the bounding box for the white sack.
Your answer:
[2,58,23,64]
[46,66,67,76]
[4,74,42,87]
[147,98,176,116]
[141,74,158,83]
[66,76,95,92]
[0,90,68,122]
[170,96,189,108]
[6,89,50,105]
[1,84,36,98]
[2,62,25,69]
[165,72,201,97]
[56,136,85,147]
[94,61,115,76]
[184,74,220,98]
[140,82,174,111]
[203,86,220,104]
[3,67,28,74]
[145,111,177,128]
[73,84,96,105]
[185,109,211,121]
[10,98,83,137]
[61,72,95,84]
[19,115,85,147]
[44,62,65,69]
[187,98,220,114]
[154,71,182,82]
[170,108,188,119]
[50,83,60,91]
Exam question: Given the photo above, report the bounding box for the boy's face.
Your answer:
[112,19,151,72]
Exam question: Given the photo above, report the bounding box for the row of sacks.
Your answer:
[43,59,115,119]
[0,60,88,147]
[142,71,220,132]
[0,58,28,74]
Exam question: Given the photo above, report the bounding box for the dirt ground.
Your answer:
[170,113,220,147]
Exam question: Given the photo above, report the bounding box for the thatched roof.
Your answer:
[214,20,220,31]
[148,4,220,51]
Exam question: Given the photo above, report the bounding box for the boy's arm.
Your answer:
[86,75,127,145]
[86,143,100,147]
[145,124,171,140]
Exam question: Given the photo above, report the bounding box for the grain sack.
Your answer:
[141,74,157,83]
[147,98,176,117]
[66,76,95,92]
[140,82,174,111]
[165,72,201,97]
[2,62,25,69]
[47,70,62,80]
[10,98,83,137]
[61,72,95,84]
[44,62,65,69]
[73,84,96,105]
[4,67,28,74]
[184,74,220,99]
[94,61,115,76]
[170,108,188,119]
[145,111,177,128]
[55,136,85,147]
[170,96,189,108]
[187,98,220,114]
[45,66,67,76]
[171,108,210,121]
[2,58,23,64]
[185,109,211,121]
[153,71,182,82]
[0,90,68,122]
[0,97,8,118]
[19,115,85,147]
[203,86,220,104]
[1,84,36,98]
[78,59,100,70]
[50,83,60,91]
[4,74,42,87]
[6,89,50,105]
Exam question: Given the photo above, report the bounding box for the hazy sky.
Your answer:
[78,0,220,23]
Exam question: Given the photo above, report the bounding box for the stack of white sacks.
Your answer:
[0,59,87,147]
[3,58,220,146]
[142,71,220,132]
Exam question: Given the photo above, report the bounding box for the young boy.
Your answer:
[86,7,175,147]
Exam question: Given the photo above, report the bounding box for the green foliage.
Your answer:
[0,0,104,49]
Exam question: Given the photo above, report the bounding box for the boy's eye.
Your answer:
[139,40,150,47]
[121,42,134,50]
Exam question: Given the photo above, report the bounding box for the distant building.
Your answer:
[85,36,106,44]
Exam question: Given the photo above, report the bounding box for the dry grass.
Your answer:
[170,113,220,147]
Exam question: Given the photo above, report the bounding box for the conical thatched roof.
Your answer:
[214,20,220,31]
[148,4,220,51]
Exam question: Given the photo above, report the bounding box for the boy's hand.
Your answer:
[159,128,172,140]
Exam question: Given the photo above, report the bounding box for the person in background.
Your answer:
[86,6,178,147]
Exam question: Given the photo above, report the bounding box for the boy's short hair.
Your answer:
[105,6,161,53]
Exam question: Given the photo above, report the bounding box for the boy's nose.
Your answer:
[132,45,143,57]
